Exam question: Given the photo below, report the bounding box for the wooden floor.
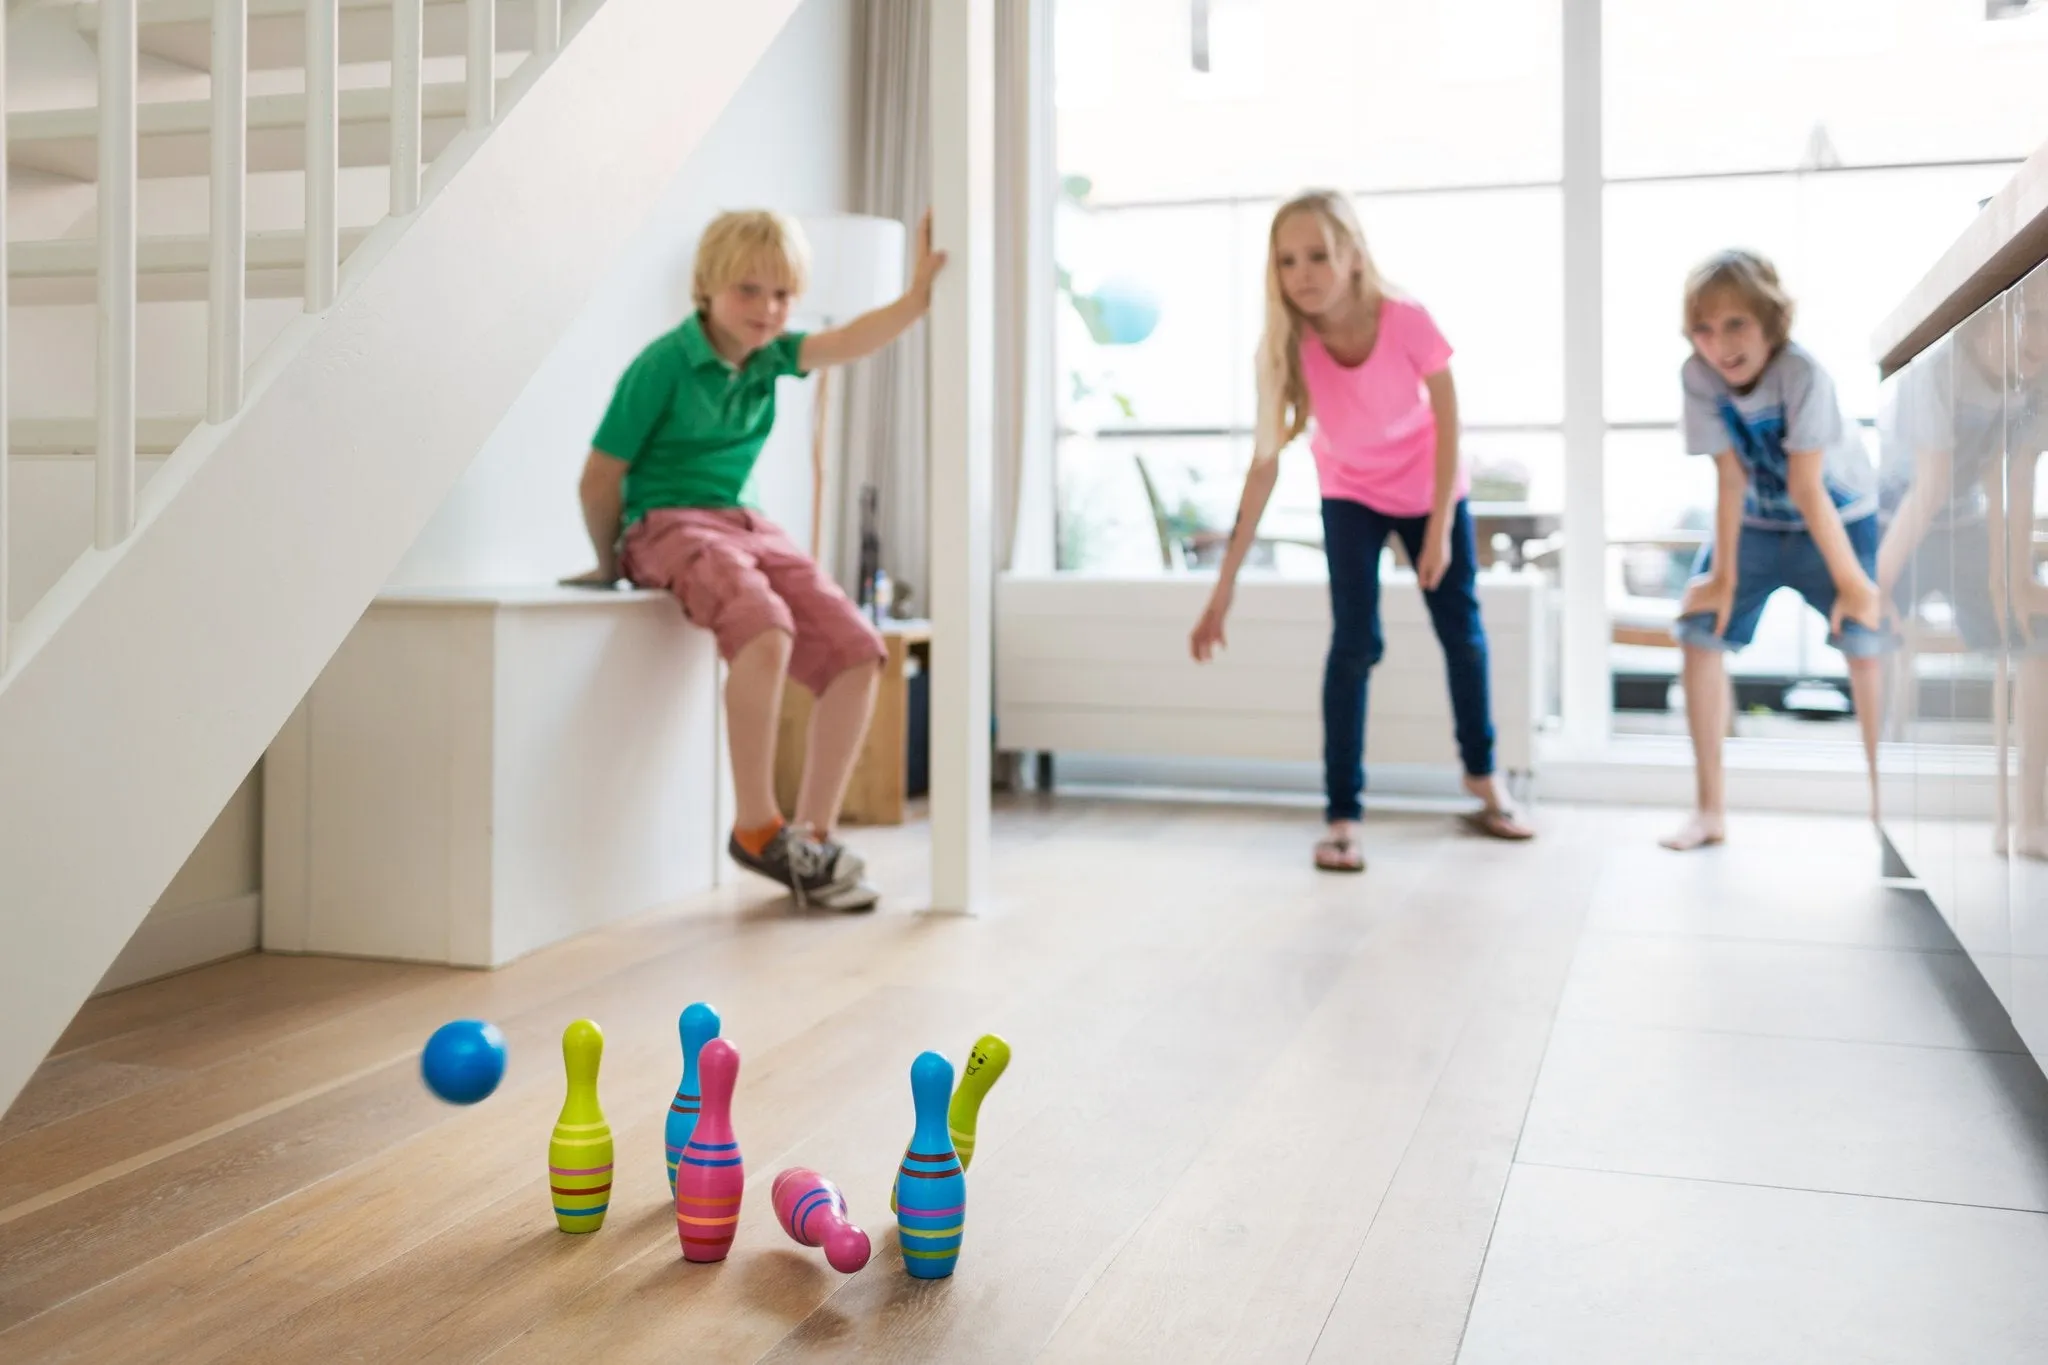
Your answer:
[0,797,1617,1362]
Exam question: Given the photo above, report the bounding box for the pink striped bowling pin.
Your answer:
[675,1038,743,1262]
[771,1167,871,1274]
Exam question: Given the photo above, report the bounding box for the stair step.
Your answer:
[11,82,483,180]
[10,416,201,457]
[9,228,375,304]
[73,0,534,71]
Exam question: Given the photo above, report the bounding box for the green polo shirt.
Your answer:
[592,314,809,527]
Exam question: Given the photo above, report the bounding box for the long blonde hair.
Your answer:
[1253,190,1385,463]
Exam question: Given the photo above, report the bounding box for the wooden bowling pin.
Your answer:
[771,1168,872,1274]
[548,1019,613,1233]
[894,1050,965,1278]
[675,1037,743,1262]
[949,1033,1010,1169]
[666,1002,720,1197]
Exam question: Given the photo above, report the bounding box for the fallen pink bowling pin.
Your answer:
[675,1038,743,1262]
[771,1168,872,1273]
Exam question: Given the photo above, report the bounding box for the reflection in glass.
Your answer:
[2008,261,2048,1055]
[1877,298,2008,989]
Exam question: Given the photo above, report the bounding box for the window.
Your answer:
[1044,0,2044,744]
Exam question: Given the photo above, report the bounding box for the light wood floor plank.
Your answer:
[0,801,1690,1363]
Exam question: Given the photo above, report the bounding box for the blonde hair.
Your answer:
[1682,248,1795,349]
[692,210,811,312]
[1253,190,1386,464]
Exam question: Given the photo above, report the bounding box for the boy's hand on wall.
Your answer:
[913,209,950,304]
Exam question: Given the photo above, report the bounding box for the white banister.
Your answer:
[392,0,424,214]
[535,0,560,56]
[209,0,247,422]
[304,0,338,312]
[467,0,495,128]
[1,15,10,670]
[97,0,139,550]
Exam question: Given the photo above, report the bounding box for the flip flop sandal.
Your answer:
[1461,807,1535,842]
[1314,835,1366,873]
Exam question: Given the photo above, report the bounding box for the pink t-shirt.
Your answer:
[1300,296,1462,518]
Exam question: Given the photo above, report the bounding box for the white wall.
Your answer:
[389,0,862,588]
[62,0,858,996]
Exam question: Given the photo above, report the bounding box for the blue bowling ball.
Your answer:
[421,1019,508,1105]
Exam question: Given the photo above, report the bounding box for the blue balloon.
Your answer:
[421,1019,508,1105]
[1089,276,1161,346]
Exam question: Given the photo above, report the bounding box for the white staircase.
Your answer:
[0,0,805,1116]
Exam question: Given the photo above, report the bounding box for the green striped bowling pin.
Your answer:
[548,1020,613,1232]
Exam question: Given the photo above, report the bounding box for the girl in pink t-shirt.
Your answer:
[1189,190,1534,870]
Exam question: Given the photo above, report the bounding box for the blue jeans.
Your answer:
[1672,516,1893,658]
[1321,498,1497,824]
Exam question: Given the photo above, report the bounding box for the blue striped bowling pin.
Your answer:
[665,1002,720,1196]
[894,1050,965,1278]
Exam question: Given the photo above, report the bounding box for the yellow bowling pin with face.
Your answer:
[548,1020,613,1232]
[949,1034,1010,1167]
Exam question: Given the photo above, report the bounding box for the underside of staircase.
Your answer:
[0,0,804,1116]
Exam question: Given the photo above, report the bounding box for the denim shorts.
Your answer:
[1672,515,1894,659]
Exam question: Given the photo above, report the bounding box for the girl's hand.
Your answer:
[560,565,619,589]
[1416,519,1452,591]
[1679,573,1736,637]
[912,209,949,306]
[1191,586,1234,663]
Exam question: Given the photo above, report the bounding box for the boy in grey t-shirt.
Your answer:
[1663,249,1890,853]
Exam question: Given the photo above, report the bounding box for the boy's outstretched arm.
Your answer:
[798,211,949,371]
[565,449,627,584]
[1785,448,1882,631]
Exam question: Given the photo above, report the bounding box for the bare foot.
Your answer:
[1660,813,1726,852]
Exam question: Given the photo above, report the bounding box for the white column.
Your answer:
[97,0,139,549]
[467,0,497,129]
[391,0,425,215]
[304,0,339,312]
[928,0,996,914]
[209,0,247,422]
[1006,0,1058,574]
[1560,0,1609,752]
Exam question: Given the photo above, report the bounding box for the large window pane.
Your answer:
[1056,433,1329,578]
[1604,165,2009,426]
[1605,0,2048,178]
[1057,0,1561,201]
[1056,202,1239,435]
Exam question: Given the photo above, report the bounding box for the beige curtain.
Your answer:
[844,0,1040,595]
[840,0,932,599]
[993,0,1045,574]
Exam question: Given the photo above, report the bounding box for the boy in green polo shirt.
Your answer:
[568,210,945,910]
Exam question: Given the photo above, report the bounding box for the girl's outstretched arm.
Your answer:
[1191,455,1283,662]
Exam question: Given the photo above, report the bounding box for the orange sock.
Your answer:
[734,818,785,858]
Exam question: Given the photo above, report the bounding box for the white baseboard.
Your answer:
[95,893,262,995]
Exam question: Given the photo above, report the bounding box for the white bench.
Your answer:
[996,570,1545,780]
[262,586,722,967]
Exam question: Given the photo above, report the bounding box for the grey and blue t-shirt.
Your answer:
[1682,341,1879,530]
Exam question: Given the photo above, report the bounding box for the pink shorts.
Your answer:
[621,508,885,695]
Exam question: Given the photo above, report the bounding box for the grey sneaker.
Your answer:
[728,825,841,908]
[807,878,881,913]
